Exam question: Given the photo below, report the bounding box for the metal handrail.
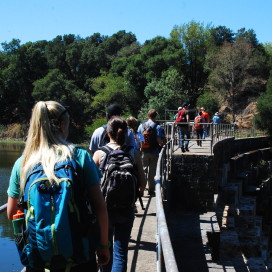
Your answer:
[0,204,7,215]
[155,123,178,272]
[162,121,266,155]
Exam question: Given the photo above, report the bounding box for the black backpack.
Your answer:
[99,145,138,210]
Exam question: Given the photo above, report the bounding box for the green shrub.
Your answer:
[84,118,107,138]
[196,91,219,116]
[0,124,7,138]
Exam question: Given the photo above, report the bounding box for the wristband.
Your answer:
[100,241,111,249]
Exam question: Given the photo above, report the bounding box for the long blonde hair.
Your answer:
[20,101,74,193]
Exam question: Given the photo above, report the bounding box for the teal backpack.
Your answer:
[16,158,96,271]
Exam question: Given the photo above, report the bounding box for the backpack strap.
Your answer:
[99,145,113,154]
[143,122,158,129]
[98,145,114,170]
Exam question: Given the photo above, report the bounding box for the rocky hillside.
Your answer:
[220,102,257,129]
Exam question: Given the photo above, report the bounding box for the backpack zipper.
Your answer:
[50,194,58,255]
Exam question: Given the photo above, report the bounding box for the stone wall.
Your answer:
[168,136,272,270]
[171,154,215,211]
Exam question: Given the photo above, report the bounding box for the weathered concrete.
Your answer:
[168,136,272,271]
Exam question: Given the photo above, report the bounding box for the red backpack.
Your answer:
[175,109,187,123]
[194,116,203,129]
[142,123,158,150]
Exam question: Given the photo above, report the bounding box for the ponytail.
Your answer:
[107,116,127,146]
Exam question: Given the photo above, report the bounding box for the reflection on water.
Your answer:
[0,142,25,168]
[0,142,24,271]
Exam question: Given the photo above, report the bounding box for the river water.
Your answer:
[0,142,25,272]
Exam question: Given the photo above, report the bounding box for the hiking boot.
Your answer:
[181,147,186,152]
[185,146,189,152]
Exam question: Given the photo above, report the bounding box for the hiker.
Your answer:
[175,103,191,152]
[126,116,144,152]
[137,109,165,196]
[7,101,110,272]
[200,107,211,139]
[212,112,221,124]
[193,112,205,146]
[93,116,145,272]
[174,106,182,120]
[212,112,221,139]
[89,104,136,154]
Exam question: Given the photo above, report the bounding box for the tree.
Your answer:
[33,69,92,141]
[170,21,211,105]
[209,25,234,47]
[206,39,265,122]
[263,43,272,67]
[196,90,219,117]
[1,39,21,53]
[91,72,137,116]
[235,28,258,47]
[91,73,125,106]
[138,68,185,120]
[255,73,272,135]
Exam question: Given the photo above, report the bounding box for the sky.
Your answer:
[0,0,271,46]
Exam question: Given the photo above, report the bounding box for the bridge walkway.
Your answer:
[127,193,157,272]
[173,136,213,156]
[127,187,244,272]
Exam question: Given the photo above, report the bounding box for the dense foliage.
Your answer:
[0,23,271,141]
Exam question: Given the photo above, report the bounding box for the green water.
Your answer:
[0,142,24,272]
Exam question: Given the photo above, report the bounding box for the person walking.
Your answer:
[175,103,191,152]
[137,109,164,196]
[200,107,211,139]
[212,112,221,139]
[93,116,145,272]
[212,112,221,124]
[126,116,144,152]
[174,107,182,120]
[7,101,110,272]
[193,112,205,146]
[89,104,136,154]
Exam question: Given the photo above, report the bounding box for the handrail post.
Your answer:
[210,123,214,154]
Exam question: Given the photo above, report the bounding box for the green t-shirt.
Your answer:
[7,148,101,199]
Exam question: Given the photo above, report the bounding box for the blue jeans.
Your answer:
[178,125,190,148]
[102,209,134,272]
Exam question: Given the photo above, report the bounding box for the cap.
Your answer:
[215,112,219,115]
[106,104,122,118]
[201,107,205,110]
[178,107,182,110]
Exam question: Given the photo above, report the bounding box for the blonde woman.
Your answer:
[7,101,110,272]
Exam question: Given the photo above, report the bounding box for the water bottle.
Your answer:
[12,210,25,235]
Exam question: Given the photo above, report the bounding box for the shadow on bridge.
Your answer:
[127,194,157,272]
